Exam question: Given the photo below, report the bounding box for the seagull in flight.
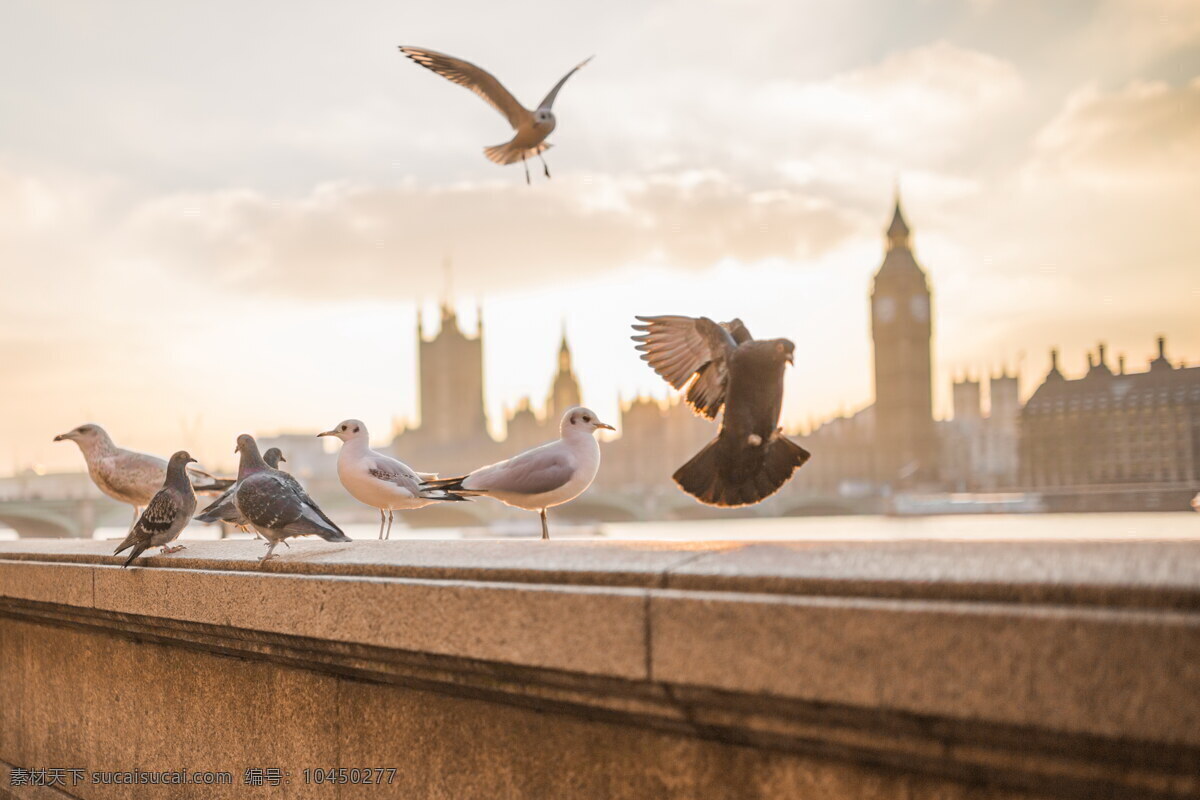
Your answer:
[632,315,812,507]
[423,407,613,539]
[399,46,592,184]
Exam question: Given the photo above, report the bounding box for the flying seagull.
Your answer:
[112,451,198,568]
[194,446,286,534]
[423,407,613,539]
[231,434,350,562]
[399,46,592,184]
[318,419,467,540]
[631,315,812,507]
[53,423,233,528]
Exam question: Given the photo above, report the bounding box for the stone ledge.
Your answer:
[2,538,1199,798]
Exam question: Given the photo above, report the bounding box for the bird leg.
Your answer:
[378,509,386,540]
[540,509,549,540]
[259,541,279,563]
[160,544,186,554]
[522,155,530,185]
[386,509,394,540]
[538,152,551,179]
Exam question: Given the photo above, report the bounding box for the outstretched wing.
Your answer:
[631,315,742,420]
[400,46,530,130]
[537,56,593,111]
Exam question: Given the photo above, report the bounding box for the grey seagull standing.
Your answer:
[231,434,350,562]
[399,46,592,184]
[112,450,198,568]
[54,423,233,528]
[632,315,812,507]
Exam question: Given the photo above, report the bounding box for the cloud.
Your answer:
[1030,77,1200,185]
[120,172,859,300]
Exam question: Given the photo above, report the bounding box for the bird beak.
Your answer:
[317,430,336,438]
[786,353,794,365]
[187,457,198,464]
[279,455,287,463]
[595,422,615,431]
[52,433,67,442]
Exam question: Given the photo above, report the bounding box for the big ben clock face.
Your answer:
[910,295,929,321]
[876,296,896,322]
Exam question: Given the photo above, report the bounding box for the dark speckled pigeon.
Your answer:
[113,450,198,567]
[632,315,811,507]
[232,435,350,562]
[195,447,286,532]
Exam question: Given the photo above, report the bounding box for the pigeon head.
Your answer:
[53,423,111,450]
[773,338,796,366]
[561,406,615,437]
[166,450,198,470]
[317,419,367,442]
[263,447,286,468]
[234,434,269,478]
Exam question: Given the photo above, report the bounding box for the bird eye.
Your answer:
[353,426,360,433]
[583,415,591,423]
[341,425,346,431]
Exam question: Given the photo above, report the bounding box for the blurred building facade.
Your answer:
[1019,338,1200,496]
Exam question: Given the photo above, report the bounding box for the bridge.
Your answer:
[0,497,132,539]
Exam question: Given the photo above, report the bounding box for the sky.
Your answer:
[1,0,1198,475]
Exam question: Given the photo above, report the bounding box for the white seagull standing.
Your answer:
[318,419,465,539]
[399,46,592,184]
[54,423,233,529]
[424,407,614,539]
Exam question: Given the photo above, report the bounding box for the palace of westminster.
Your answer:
[278,194,1199,514]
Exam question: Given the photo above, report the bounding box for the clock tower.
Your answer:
[870,192,937,487]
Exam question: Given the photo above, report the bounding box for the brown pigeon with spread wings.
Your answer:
[632,315,811,507]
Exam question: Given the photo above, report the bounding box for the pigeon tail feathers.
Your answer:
[673,433,811,508]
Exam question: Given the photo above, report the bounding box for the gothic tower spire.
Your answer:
[870,189,937,487]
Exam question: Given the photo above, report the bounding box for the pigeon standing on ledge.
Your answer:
[318,419,466,540]
[423,407,614,539]
[399,46,592,184]
[113,451,198,568]
[195,447,286,535]
[53,423,234,528]
[632,315,811,507]
[232,434,350,562]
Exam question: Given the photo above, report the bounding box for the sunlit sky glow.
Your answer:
[2,0,1198,475]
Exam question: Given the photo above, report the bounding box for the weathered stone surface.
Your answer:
[92,565,649,679]
[0,561,92,607]
[0,617,338,800]
[2,537,1198,799]
[664,540,1200,607]
[0,539,731,587]
[649,589,1200,747]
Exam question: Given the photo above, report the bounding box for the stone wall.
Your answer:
[1,538,1197,799]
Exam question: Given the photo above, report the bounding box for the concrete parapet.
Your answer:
[0,538,1197,799]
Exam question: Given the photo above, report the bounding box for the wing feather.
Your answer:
[631,315,741,419]
[468,447,574,496]
[400,46,530,130]
[537,56,593,110]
